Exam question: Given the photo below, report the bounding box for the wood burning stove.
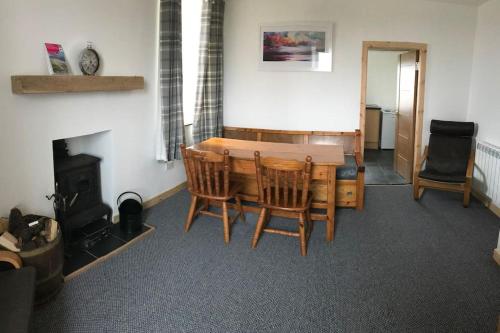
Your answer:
[51,140,112,252]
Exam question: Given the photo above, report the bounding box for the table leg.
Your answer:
[326,165,336,242]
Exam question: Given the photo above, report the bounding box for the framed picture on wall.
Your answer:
[258,22,333,72]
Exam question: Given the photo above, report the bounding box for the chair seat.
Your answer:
[336,155,357,180]
[418,169,466,183]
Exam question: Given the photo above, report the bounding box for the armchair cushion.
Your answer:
[430,119,474,137]
[418,169,466,183]
[420,120,474,182]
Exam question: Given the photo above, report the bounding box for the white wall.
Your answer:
[0,0,186,218]
[366,51,402,111]
[466,0,500,253]
[224,0,477,143]
[467,0,500,147]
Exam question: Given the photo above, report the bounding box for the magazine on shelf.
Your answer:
[44,43,70,75]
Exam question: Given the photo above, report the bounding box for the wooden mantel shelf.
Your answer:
[11,75,144,94]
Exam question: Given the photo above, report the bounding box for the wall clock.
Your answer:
[79,43,100,75]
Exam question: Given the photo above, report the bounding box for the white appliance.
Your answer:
[381,110,397,149]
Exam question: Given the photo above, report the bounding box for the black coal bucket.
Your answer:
[117,192,143,233]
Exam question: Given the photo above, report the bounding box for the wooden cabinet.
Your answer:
[365,106,381,149]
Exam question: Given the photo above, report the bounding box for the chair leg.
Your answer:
[222,201,230,244]
[413,179,420,200]
[202,198,209,211]
[298,213,307,256]
[306,210,313,241]
[414,180,425,201]
[235,196,246,223]
[252,208,267,249]
[185,195,198,232]
[463,182,471,208]
[265,209,272,224]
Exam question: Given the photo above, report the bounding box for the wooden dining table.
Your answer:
[190,138,345,241]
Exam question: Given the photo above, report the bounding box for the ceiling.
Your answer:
[424,0,489,6]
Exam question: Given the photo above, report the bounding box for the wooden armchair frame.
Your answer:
[0,250,23,269]
[413,145,475,207]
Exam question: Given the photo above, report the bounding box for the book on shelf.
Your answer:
[44,42,70,75]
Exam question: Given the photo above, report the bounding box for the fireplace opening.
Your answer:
[49,130,153,278]
[51,131,113,255]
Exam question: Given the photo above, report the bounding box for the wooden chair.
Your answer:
[180,144,245,244]
[251,152,313,256]
[413,120,475,207]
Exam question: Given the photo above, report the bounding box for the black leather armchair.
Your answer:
[413,120,476,207]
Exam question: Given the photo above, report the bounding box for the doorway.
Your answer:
[359,41,428,185]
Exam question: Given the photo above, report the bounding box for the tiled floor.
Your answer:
[63,221,151,276]
[364,149,407,185]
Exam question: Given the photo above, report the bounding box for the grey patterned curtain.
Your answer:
[192,0,225,143]
[158,0,184,161]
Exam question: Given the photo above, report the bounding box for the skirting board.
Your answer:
[113,182,187,223]
[494,249,500,267]
[143,182,187,209]
[472,190,500,218]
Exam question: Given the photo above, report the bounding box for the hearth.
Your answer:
[51,140,112,252]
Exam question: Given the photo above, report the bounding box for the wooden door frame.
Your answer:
[359,41,428,184]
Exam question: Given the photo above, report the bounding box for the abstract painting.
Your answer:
[263,31,326,62]
[259,23,333,72]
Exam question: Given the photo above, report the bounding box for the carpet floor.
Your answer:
[33,186,500,333]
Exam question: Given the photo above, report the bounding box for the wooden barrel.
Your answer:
[19,231,64,305]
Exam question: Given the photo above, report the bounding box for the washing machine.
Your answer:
[381,110,397,149]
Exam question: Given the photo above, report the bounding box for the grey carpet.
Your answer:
[33,186,500,333]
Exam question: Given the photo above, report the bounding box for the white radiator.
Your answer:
[473,141,500,207]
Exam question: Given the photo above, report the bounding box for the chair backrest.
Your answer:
[254,151,312,208]
[426,120,475,175]
[224,126,361,155]
[180,144,230,198]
